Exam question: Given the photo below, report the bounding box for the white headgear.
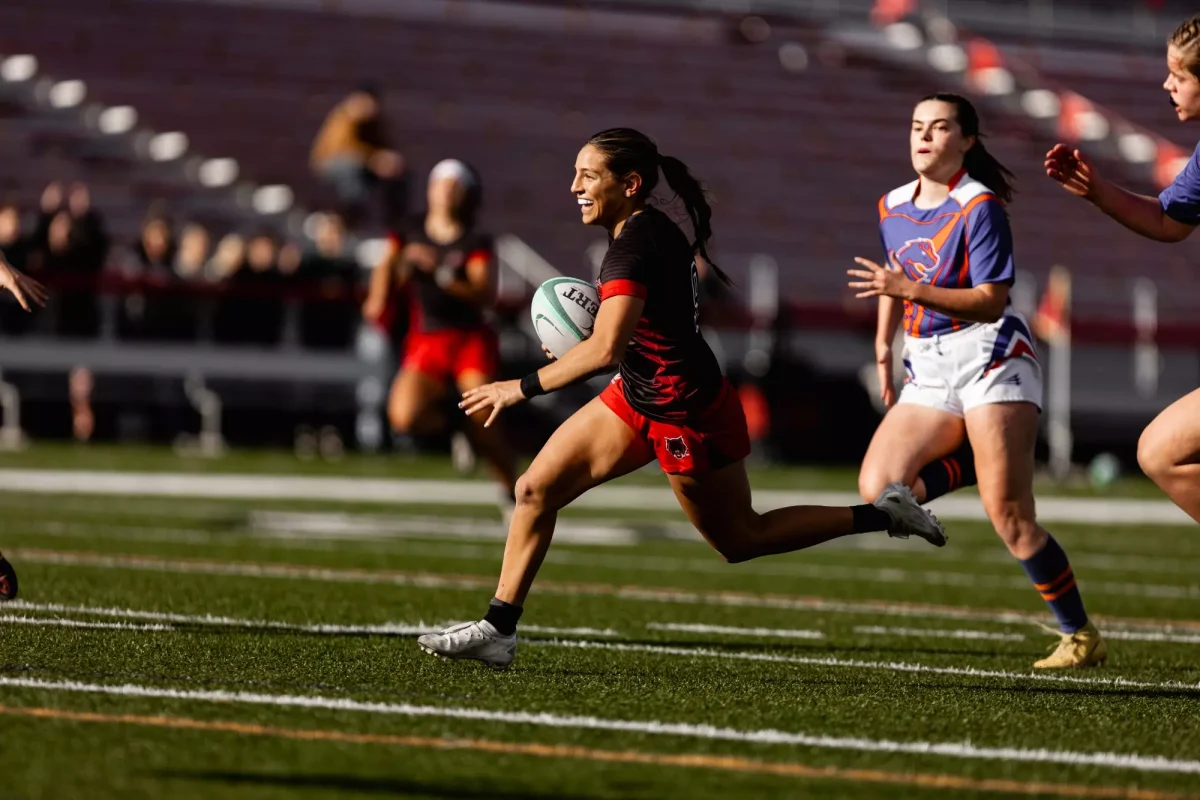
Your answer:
[429,159,477,188]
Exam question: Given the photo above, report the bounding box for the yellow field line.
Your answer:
[14,547,1200,632]
[0,704,1193,800]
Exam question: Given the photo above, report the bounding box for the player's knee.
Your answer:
[514,471,556,514]
[857,469,891,504]
[387,401,418,435]
[1137,425,1172,482]
[984,499,1036,551]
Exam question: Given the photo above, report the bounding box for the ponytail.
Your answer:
[963,141,1016,204]
[658,154,732,287]
[586,127,733,287]
[921,92,1016,203]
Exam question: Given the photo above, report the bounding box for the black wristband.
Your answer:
[519,372,545,399]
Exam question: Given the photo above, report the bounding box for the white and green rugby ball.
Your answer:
[531,277,600,358]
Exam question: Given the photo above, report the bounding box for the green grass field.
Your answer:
[1,446,1198,799]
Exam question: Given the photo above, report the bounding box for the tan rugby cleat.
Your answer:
[1033,622,1107,669]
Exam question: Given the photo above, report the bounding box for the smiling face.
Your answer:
[570,144,642,230]
[1164,45,1200,122]
[910,99,975,183]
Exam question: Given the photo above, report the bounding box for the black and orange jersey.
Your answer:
[597,206,723,423]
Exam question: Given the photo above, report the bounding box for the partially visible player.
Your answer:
[416,128,946,669]
[0,246,47,602]
[363,159,518,509]
[851,94,1107,668]
[1045,14,1200,522]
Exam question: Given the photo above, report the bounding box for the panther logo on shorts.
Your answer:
[664,436,690,459]
[895,238,940,282]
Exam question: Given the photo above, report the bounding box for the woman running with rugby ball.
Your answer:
[364,159,518,511]
[1045,15,1200,526]
[850,94,1106,668]
[418,128,945,669]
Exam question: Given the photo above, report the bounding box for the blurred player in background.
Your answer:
[416,128,946,669]
[363,159,518,513]
[851,93,1107,668]
[0,246,48,601]
[1046,14,1200,524]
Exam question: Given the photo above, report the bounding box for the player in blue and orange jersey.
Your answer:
[1046,14,1200,526]
[849,93,1107,668]
[416,128,946,669]
[0,245,47,601]
[363,159,519,512]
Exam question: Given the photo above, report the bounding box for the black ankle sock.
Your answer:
[483,597,523,636]
[917,443,977,502]
[850,504,892,533]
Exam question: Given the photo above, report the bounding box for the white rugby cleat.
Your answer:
[418,620,517,669]
[873,481,948,547]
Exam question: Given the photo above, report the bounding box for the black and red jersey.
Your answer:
[389,216,493,333]
[597,206,723,423]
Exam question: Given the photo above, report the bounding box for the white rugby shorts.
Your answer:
[898,314,1042,417]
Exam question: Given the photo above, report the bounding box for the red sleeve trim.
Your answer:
[599,279,647,301]
[465,248,493,268]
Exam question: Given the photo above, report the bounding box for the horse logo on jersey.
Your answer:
[664,436,690,460]
[980,316,1039,379]
[894,238,941,283]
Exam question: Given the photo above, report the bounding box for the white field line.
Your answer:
[853,626,1026,642]
[646,623,824,640]
[8,601,1200,692]
[16,548,1200,634]
[0,601,615,639]
[0,469,1193,526]
[0,676,1197,774]
[0,615,174,632]
[1105,630,1200,645]
[533,640,1200,693]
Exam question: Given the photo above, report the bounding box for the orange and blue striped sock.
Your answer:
[917,442,977,502]
[1019,535,1088,633]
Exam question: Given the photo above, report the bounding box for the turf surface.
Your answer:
[0,450,1198,799]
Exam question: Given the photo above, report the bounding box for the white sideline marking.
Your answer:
[0,615,174,632]
[1105,630,1200,645]
[0,601,616,639]
[0,468,1192,526]
[853,626,1026,642]
[8,600,1198,691]
[0,676,1196,774]
[17,549,1200,634]
[647,623,824,640]
[533,640,1200,693]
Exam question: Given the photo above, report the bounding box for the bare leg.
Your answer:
[1138,388,1200,523]
[964,402,1046,559]
[858,403,964,503]
[457,369,519,495]
[494,397,653,605]
[387,368,446,436]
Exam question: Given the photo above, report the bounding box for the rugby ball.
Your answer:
[530,277,600,358]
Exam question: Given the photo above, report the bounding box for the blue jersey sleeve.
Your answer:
[1159,142,1200,225]
[966,198,1015,286]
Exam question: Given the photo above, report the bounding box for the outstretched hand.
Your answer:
[460,380,526,428]
[847,256,912,300]
[0,260,47,312]
[1045,144,1100,201]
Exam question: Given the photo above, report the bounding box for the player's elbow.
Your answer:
[592,338,625,371]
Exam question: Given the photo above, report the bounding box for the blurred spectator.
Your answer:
[0,201,35,335]
[27,182,109,338]
[296,212,360,350]
[116,212,177,340]
[175,223,214,283]
[310,83,408,228]
[208,233,246,283]
[215,230,285,346]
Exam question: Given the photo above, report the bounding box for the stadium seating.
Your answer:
[2,0,1199,323]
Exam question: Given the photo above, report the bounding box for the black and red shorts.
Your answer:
[401,327,498,383]
[600,375,751,477]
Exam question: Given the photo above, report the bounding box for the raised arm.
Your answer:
[1045,144,1195,243]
